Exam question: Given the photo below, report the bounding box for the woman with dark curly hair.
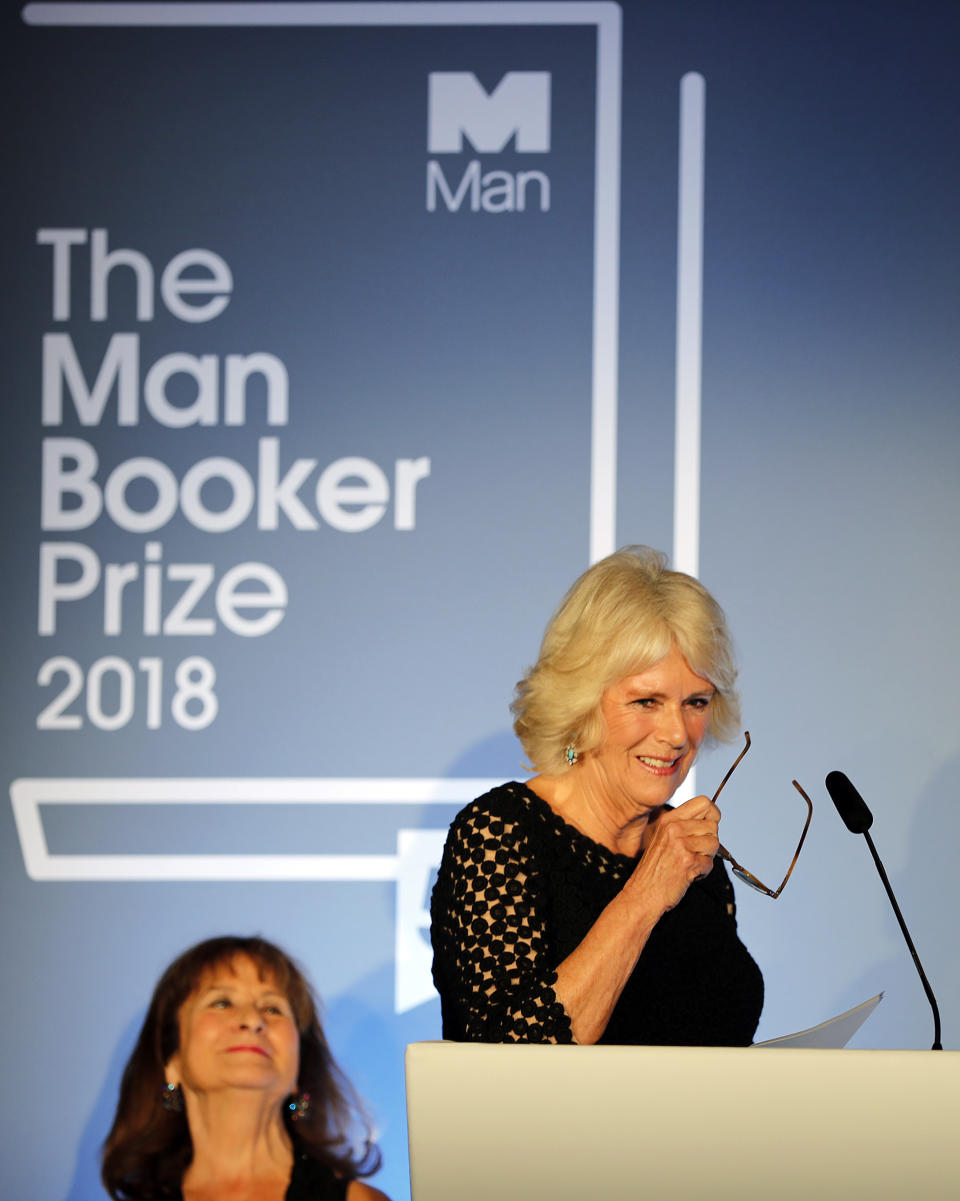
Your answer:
[102,935,389,1201]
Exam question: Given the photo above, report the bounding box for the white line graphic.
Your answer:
[588,4,622,562]
[674,71,706,582]
[10,777,502,881]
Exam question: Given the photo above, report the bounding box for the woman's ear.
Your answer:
[164,1053,181,1089]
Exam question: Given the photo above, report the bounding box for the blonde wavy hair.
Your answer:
[511,546,740,774]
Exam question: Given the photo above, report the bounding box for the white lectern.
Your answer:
[405,1041,958,1200]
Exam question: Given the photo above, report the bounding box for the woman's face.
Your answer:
[165,954,300,1105]
[587,644,714,816]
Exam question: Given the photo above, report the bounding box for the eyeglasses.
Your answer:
[710,731,813,898]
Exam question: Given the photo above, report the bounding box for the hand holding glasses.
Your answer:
[709,731,813,898]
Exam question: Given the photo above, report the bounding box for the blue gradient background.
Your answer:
[2,2,958,1199]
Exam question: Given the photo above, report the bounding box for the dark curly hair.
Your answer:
[101,936,381,1200]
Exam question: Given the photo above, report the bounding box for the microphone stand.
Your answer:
[861,829,942,1051]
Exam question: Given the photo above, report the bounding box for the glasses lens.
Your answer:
[731,867,771,896]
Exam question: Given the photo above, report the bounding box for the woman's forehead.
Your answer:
[192,953,286,994]
[615,649,714,693]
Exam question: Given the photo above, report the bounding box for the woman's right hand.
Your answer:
[625,795,720,915]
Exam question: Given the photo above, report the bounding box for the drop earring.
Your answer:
[287,1092,311,1121]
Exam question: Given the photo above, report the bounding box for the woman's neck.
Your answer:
[527,771,658,858]
[181,1092,294,1200]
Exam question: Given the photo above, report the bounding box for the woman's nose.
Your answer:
[235,1004,264,1031]
[657,704,688,748]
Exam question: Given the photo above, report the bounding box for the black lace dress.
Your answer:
[430,781,764,1045]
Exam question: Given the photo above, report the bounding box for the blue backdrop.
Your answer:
[2,3,958,1198]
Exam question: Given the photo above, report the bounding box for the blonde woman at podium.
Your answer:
[102,936,390,1201]
[431,547,763,1046]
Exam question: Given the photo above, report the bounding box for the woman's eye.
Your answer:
[687,697,712,710]
[210,997,231,1009]
[633,698,656,708]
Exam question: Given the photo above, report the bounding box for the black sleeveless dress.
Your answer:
[169,1154,347,1200]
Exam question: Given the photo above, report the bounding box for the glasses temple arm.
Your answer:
[711,730,751,804]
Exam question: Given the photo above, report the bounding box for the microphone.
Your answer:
[825,770,872,834]
[825,771,942,1050]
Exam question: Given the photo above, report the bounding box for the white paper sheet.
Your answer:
[753,993,884,1048]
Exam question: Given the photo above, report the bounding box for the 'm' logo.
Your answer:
[428,72,551,153]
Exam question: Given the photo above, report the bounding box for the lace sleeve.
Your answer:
[430,799,573,1043]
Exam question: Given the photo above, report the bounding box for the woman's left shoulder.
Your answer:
[346,1183,391,1201]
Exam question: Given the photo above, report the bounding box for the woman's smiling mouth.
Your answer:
[636,754,681,773]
